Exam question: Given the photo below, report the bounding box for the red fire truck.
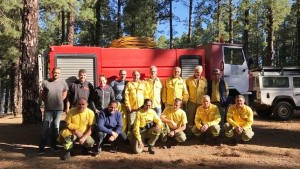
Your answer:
[42,43,250,101]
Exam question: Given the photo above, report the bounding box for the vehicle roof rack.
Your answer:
[251,66,300,76]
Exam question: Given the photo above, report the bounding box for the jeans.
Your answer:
[93,131,127,152]
[39,110,62,149]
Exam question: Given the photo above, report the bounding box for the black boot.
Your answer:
[148,146,155,154]
[61,149,72,160]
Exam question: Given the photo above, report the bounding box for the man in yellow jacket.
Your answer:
[125,70,147,132]
[162,67,189,107]
[224,95,254,145]
[186,65,207,134]
[131,99,163,154]
[146,66,163,116]
[160,98,187,144]
[58,98,95,160]
[192,95,221,144]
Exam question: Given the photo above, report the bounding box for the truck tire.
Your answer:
[273,101,294,121]
[255,109,272,118]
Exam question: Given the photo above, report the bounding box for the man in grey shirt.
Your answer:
[38,67,68,155]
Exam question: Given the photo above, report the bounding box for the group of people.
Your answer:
[38,65,254,160]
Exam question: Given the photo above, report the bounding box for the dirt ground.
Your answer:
[1,112,300,169]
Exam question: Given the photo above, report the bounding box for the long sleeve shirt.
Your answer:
[226,104,254,130]
[91,85,115,111]
[161,107,187,129]
[124,80,147,110]
[61,107,95,138]
[194,104,221,130]
[145,77,163,108]
[133,109,163,142]
[96,108,123,135]
[186,76,207,104]
[162,77,189,105]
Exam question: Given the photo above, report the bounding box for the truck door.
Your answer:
[55,54,97,86]
[223,46,249,94]
[292,77,300,105]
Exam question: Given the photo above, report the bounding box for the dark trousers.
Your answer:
[93,131,127,151]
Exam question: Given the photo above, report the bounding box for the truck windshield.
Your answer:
[224,47,245,65]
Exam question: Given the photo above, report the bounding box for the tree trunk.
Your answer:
[216,0,221,42]
[297,0,300,65]
[243,0,250,59]
[20,0,41,124]
[117,0,122,39]
[187,0,193,45]
[61,10,65,44]
[95,0,101,46]
[169,0,173,49]
[266,4,274,66]
[67,11,75,45]
[228,0,233,44]
[12,60,22,117]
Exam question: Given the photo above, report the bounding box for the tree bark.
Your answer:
[187,0,193,45]
[67,11,75,45]
[228,0,233,44]
[169,0,173,49]
[61,10,65,44]
[20,0,41,123]
[243,0,250,59]
[117,0,122,39]
[12,60,22,117]
[266,4,274,66]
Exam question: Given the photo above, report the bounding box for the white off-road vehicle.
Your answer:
[251,66,300,120]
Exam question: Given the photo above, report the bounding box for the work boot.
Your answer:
[229,138,237,146]
[92,148,101,157]
[61,150,72,160]
[148,146,155,154]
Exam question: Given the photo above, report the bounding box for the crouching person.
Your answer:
[131,99,162,154]
[92,100,127,156]
[58,98,95,160]
[224,95,254,145]
[192,95,221,144]
[160,98,187,145]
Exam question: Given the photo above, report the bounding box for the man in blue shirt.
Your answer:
[92,100,127,156]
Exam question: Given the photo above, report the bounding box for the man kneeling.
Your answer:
[92,100,127,156]
[192,95,221,144]
[131,99,162,154]
[58,98,95,160]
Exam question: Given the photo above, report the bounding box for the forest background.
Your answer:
[0,0,299,122]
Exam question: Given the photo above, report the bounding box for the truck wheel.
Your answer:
[273,102,294,121]
[255,109,272,118]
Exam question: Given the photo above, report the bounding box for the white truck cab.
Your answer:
[251,66,300,120]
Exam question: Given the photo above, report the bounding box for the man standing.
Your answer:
[224,95,254,145]
[66,69,93,112]
[125,70,147,132]
[58,98,95,160]
[162,67,189,107]
[146,66,163,116]
[39,67,68,155]
[160,98,187,144]
[207,68,229,126]
[185,65,207,133]
[91,75,115,114]
[92,100,127,156]
[110,69,128,132]
[192,95,221,143]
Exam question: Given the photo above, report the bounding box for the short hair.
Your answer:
[174,98,183,104]
[119,69,126,74]
[108,100,119,106]
[132,70,140,75]
[76,97,87,104]
[174,66,181,71]
[202,95,210,101]
[78,69,87,74]
[150,66,157,71]
[195,65,203,71]
[235,95,245,100]
[213,68,220,74]
[99,74,106,79]
[144,98,152,104]
[52,67,61,71]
